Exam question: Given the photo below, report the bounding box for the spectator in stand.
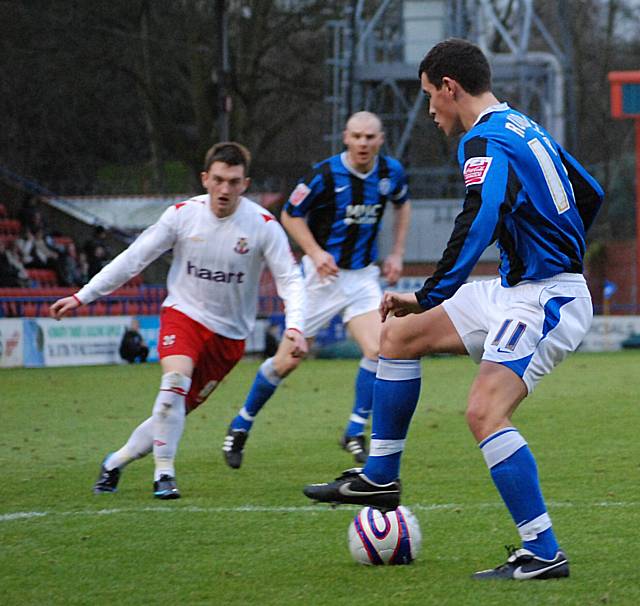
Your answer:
[76,251,90,286]
[16,227,54,269]
[56,240,86,287]
[32,227,60,270]
[16,228,42,268]
[83,226,112,279]
[119,318,149,364]
[0,239,29,287]
[18,195,42,233]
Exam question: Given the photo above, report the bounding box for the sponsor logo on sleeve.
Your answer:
[289,183,311,207]
[463,156,493,187]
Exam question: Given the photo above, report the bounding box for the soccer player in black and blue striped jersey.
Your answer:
[223,112,410,469]
[304,39,603,581]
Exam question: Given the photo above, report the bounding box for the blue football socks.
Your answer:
[363,358,421,485]
[344,357,378,437]
[230,358,281,432]
[480,427,559,559]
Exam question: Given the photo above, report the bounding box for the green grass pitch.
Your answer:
[1,352,639,605]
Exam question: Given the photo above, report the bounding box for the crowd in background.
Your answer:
[0,196,112,288]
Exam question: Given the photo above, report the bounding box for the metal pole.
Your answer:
[215,0,230,141]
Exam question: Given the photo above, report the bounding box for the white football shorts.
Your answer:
[302,255,382,338]
[442,273,593,393]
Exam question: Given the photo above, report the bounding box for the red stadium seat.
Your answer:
[23,302,38,317]
[107,301,124,316]
[53,236,74,246]
[124,274,144,288]
[0,219,20,236]
[0,203,7,218]
[26,269,58,287]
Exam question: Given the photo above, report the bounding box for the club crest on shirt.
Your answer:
[463,156,493,186]
[234,237,250,254]
[378,178,392,196]
[289,183,311,207]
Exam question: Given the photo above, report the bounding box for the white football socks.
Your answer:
[104,417,154,471]
[152,372,191,481]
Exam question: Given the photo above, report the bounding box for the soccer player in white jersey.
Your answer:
[49,142,306,499]
[222,112,410,469]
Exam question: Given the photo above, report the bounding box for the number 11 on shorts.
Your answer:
[491,319,527,352]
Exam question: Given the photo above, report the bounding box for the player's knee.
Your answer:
[465,398,490,438]
[277,355,302,378]
[466,390,506,441]
[153,372,191,415]
[360,342,379,359]
[379,320,423,358]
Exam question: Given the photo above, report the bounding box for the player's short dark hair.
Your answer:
[203,142,251,174]
[418,38,491,95]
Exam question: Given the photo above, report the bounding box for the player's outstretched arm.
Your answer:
[379,291,423,322]
[49,295,81,320]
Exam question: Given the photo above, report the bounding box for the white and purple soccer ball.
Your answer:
[348,506,422,565]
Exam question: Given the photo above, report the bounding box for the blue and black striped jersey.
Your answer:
[416,103,604,310]
[283,152,409,269]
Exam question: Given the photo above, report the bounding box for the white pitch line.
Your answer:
[1,500,637,523]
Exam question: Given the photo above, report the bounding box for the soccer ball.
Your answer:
[348,506,422,565]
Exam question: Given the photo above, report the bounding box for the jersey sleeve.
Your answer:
[75,206,178,304]
[259,215,306,333]
[415,136,507,310]
[558,147,604,232]
[390,160,409,204]
[282,165,327,218]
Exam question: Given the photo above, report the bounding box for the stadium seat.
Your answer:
[26,268,58,287]
[23,302,38,317]
[124,274,144,288]
[0,203,7,218]
[0,219,20,236]
[107,301,124,315]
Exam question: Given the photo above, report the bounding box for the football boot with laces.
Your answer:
[473,545,569,580]
[153,474,181,500]
[303,467,401,512]
[222,427,248,469]
[93,456,121,494]
[340,434,368,464]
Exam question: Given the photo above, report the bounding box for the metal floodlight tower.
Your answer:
[325,0,570,195]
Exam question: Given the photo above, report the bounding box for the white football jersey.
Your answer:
[75,195,305,339]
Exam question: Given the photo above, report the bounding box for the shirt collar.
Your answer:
[340,151,378,179]
[473,102,510,127]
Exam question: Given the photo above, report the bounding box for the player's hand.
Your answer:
[382,253,403,286]
[49,295,80,320]
[310,250,339,280]
[379,291,423,322]
[284,328,308,358]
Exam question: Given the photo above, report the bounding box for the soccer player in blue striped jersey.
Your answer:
[304,39,603,581]
[223,111,411,469]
